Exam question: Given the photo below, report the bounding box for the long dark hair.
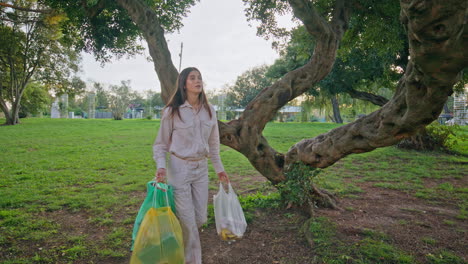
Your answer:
[165,67,212,121]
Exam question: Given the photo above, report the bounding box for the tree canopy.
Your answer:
[44,0,197,62]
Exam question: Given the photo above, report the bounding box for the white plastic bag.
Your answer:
[213,182,247,241]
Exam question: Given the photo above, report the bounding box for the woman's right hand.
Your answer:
[155,168,167,183]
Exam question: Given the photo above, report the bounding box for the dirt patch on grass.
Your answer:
[200,179,467,263]
[3,175,466,264]
[200,209,314,264]
[316,182,467,262]
[422,175,468,189]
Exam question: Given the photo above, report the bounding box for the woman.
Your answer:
[153,67,229,264]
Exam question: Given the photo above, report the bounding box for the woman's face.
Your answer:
[185,70,203,96]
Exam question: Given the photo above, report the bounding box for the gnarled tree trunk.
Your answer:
[111,0,466,210]
[219,0,351,187]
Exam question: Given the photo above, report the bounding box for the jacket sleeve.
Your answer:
[153,108,172,169]
[208,106,225,174]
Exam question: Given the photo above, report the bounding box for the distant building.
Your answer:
[277,106,302,122]
[451,88,467,125]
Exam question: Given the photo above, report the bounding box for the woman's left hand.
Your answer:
[217,171,229,183]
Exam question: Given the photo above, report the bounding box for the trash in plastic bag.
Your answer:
[130,207,184,264]
[213,182,247,241]
[130,182,184,264]
[131,181,176,250]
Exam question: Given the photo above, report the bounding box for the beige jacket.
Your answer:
[153,101,225,173]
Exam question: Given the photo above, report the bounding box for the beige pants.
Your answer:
[168,155,208,264]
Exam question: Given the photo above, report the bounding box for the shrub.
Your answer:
[277,162,321,207]
[397,122,464,152]
[425,123,463,151]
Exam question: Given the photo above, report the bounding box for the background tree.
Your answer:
[66,77,87,98]
[0,0,81,125]
[108,80,132,120]
[128,90,145,116]
[148,91,165,118]
[205,89,221,105]
[18,82,51,117]
[63,77,87,115]
[94,82,109,110]
[225,65,274,108]
[149,92,164,109]
[144,90,155,118]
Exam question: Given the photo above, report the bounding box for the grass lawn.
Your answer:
[0,118,466,263]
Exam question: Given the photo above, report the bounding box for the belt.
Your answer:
[170,153,207,162]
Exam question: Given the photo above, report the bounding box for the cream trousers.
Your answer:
[168,155,208,264]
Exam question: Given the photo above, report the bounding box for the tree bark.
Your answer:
[114,0,179,103]
[330,95,343,123]
[2,89,25,125]
[1,108,13,125]
[1,108,18,125]
[1,70,25,125]
[396,128,437,151]
[0,91,12,124]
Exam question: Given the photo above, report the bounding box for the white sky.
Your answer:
[79,0,296,94]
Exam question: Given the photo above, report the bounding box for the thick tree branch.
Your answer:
[286,0,467,169]
[115,0,178,103]
[221,0,465,187]
[241,0,349,132]
[330,0,351,37]
[287,0,332,37]
[347,88,389,106]
[218,0,351,184]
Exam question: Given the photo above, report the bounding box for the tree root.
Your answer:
[282,184,342,217]
[300,218,316,249]
[307,184,342,216]
[397,130,437,151]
